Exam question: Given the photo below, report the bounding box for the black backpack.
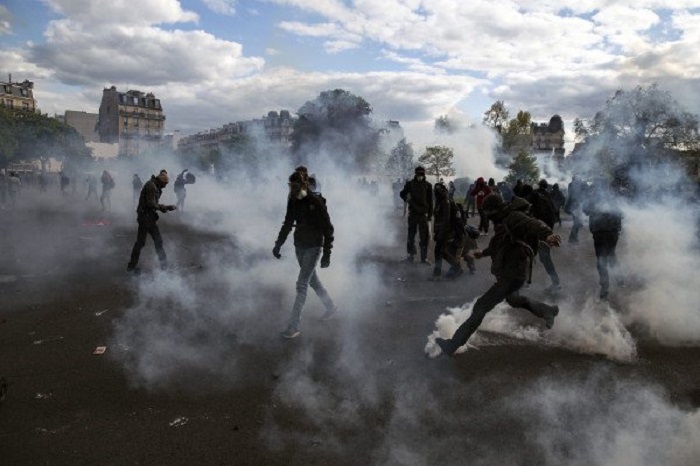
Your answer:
[530,191,556,226]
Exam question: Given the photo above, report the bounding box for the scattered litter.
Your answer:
[94,309,109,317]
[117,344,131,351]
[35,392,53,400]
[33,336,63,345]
[169,417,189,427]
[93,346,107,355]
[396,277,406,282]
[82,220,111,227]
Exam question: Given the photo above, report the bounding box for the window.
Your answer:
[133,97,138,105]
[6,100,13,108]
[20,88,27,97]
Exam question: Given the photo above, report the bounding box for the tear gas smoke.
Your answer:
[425,297,637,362]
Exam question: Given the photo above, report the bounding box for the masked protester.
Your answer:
[435,194,561,356]
[399,166,433,264]
[273,171,337,339]
[127,170,176,274]
[429,183,451,280]
[470,177,492,234]
[432,183,474,280]
[583,179,624,299]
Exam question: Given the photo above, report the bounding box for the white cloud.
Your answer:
[0,5,11,35]
[42,0,199,25]
[201,0,237,16]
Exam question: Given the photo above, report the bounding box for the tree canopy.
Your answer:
[291,89,379,170]
[418,145,456,182]
[572,84,700,172]
[0,107,92,168]
[483,100,510,131]
[386,137,415,180]
[505,149,540,185]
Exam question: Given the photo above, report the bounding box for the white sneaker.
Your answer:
[280,327,300,339]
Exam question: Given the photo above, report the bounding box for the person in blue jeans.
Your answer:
[273,170,337,339]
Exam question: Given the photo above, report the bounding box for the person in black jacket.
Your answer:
[127,170,176,274]
[583,179,624,299]
[435,194,561,356]
[273,171,337,339]
[528,179,562,294]
[399,166,433,264]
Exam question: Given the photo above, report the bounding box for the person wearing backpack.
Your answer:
[528,179,562,294]
[435,194,561,356]
[583,179,624,299]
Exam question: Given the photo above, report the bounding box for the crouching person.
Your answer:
[436,194,561,356]
[273,171,337,339]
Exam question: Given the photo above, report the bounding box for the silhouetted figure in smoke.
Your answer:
[38,172,48,193]
[465,181,476,217]
[470,177,492,234]
[448,181,456,201]
[7,172,21,205]
[565,175,586,244]
[59,171,70,196]
[551,183,566,227]
[498,181,514,202]
[174,169,189,211]
[583,179,624,299]
[392,178,403,211]
[273,171,337,339]
[512,179,525,198]
[132,174,143,207]
[528,179,562,294]
[100,170,114,211]
[0,170,7,206]
[487,178,500,196]
[430,183,474,280]
[85,175,98,201]
[435,194,561,356]
[400,166,433,264]
[127,170,176,274]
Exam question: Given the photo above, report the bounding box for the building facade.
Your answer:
[0,75,37,112]
[97,86,165,157]
[178,110,296,152]
[531,114,565,157]
[64,110,100,143]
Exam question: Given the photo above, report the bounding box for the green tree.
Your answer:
[502,110,532,153]
[505,149,540,185]
[0,107,92,168]
[291,89,379,170]
[483,100,510,131]
[386,137,415,180]
[434,115,459,134]
[418,145,456,182]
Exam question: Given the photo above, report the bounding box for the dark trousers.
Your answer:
[448,277,551,347]
[478,208,489,233]
[407,215,429,260]
[128,221,167,268]
[538,245,560,285]
[593,231,619,293]
[569,208,583,242]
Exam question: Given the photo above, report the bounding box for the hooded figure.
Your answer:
[127,170,176,274]
[470,177,492,234]
[435,194,561,356]
[527,179,562,293]
[273,170,337,339]
[399,166,433,264]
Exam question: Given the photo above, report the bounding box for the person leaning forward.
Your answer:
[127,170,176,274]
[435,194,561,356]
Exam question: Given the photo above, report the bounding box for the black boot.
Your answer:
[436,338,457,356]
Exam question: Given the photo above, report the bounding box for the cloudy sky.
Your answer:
[1,0,700,139]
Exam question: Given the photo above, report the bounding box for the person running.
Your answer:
[273,170,337,339]
[528,179,562,294]
[470,177,492,234]
[435,194,561,356]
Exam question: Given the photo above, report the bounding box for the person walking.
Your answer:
[132,174,143,207]
[470,177,492,234]
[435,194,561,356]
[273,170,337,339]
[400,166,433,264]
[127,170,176,274]
[100,170,115,211]
[583,179,624,299]
[528,179,562,293]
